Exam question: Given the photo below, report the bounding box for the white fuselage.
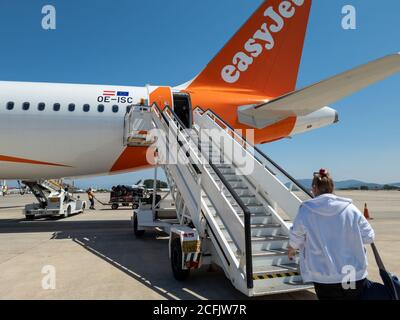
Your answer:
[0,81,149,179]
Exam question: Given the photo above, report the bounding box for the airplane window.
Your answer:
[83,104,90,112]
[22,102,30,111]
[68,103,75,112]
[38,103,45,111]
[112,105,119,113]
[6,102,14,110]
[53,103,61,111]
[97,104,104,113]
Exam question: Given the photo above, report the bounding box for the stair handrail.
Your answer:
[152,103,202,175]
[152,103,254,289]
[206,155,254,289]
[194,107,313,199]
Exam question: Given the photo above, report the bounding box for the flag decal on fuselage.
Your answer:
[98,90,133,104]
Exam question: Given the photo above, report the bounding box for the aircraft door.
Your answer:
[172,93,192,128]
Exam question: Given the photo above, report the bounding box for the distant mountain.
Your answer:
[335,180,384,190]
[295,179,397,190]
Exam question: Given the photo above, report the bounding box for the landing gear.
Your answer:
[111,203,119,210]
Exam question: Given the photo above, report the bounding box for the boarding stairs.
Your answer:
[127,103,314,296]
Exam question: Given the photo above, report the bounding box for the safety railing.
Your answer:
[194,107,313,200]
[153,103,202,176]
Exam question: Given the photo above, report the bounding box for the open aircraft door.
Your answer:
[148,86,192,128]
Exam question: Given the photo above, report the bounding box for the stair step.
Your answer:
[229,202,265,210]
[253,281,313,296]
[251,223,280,228]
[213,177,243,183]
[219,223,281,239]
[250,235,288,242]
[275,262,299,271]
[223,194,258,203]
[232,186,249,190]
[208,204,265,216]
[252,264,312,295]
[253,248,289,256]
[205,202,259,216]
[223,191,254,197]
[212,170,236,176]
[219,173,240,178]
[251,249,298,268]
[251,237,289,251]
[218,181,247,189]
[236,211,269,218]
[212,212,274,226]
[219,223,280,231]
[226,235,288,243]
[209,164,232,169]
[252,263,299,276]
[229,188,252,197]
[243,205,265,214]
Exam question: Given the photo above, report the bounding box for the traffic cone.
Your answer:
[364,203,373,220]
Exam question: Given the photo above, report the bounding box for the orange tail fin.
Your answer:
[187,0,312,98]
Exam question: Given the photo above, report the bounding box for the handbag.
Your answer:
[361,243,399,300]
[370,243,399,300]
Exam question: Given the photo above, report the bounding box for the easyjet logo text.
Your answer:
[221,0,305,84]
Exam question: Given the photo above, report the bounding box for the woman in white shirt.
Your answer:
[288,169,375,300]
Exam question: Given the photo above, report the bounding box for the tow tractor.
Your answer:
[23,180,86,220]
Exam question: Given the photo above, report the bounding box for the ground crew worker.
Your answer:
[87,188,95,210]
[288,169,375,300]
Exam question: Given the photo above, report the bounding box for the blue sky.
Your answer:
[0,0,399,187]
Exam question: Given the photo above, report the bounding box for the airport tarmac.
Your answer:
[0,191,398,300]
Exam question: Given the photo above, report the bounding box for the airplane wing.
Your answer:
[238,53,400,129]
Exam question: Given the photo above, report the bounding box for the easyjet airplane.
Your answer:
[1,0,399,180]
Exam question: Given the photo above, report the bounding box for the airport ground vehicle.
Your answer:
[23,180,86,219]
[128,104,314,297]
